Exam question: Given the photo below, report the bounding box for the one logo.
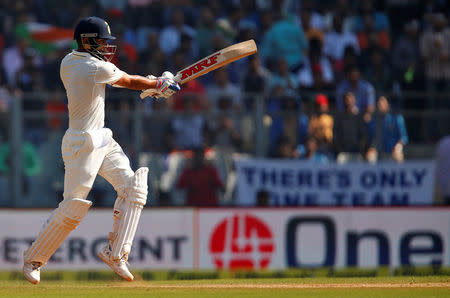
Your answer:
[180,53,221,81]
[105,21,111,35]
[209,213,275,269]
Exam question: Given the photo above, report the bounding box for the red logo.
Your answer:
[180,53,221,80]
[209,213,275,269]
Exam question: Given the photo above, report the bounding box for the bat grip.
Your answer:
[173,73,182,84]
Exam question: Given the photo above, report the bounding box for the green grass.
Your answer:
[1,276,449,297]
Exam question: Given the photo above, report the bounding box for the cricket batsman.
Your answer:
[22,16,180,284]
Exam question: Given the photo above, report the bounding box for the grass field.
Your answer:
[1,276,449,297]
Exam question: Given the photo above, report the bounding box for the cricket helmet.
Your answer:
[74,16,116,62]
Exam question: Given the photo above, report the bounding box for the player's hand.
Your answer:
[155,76,181,98]
[140,73,181,99]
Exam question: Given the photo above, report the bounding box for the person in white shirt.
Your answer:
[323,14,360,62]
[22,16,180,284]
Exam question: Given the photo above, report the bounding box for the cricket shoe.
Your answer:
[97,245,134,281]
[23,261,41,284]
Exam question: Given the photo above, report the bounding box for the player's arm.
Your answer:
[114,72,180,99]
[96,61,180,98]
[112,73,158,90]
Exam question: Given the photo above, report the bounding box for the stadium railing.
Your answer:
[0,90,447,207]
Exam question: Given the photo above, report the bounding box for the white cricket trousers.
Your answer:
[61,128,134,201]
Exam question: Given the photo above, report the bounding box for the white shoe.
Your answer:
[23,261,41,284]
[97,245,134,281]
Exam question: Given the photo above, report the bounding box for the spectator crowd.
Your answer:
[0,0,448,206]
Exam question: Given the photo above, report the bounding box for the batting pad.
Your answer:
[23,198,92,265]
[111,167,148,260]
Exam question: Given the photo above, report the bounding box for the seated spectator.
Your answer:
[268,89,308,154]
[178,33,198,64]
[207,68,242,111]
[352,0,390,33]
[363,47,391,92]
[293,0,325,32]
[308,94,334,154]
[2,38,32,86]
[169,96,206,150]
[15,48,41,92]
[261,14,308,72]
[391,20,420,88]
[137,33,167,76]
[367,96,408,162]
[419,13,450,94]
[297,38,334,90]
[176,147,224,206]
[213,115,242,152]
[355,6,391,52]
[419,13,450,139]
[336,64,375,116]
[269,58,298,91]
[243,54,271,92]
[17,49,46,147]
[196,8,216,57]
[323,0,354,32]
[298,136,328,163]
[333,92,368,162]
[323,13,360,64]
[272,135,298,159]
[0,141,41,195]
[242,54,271,110]
[257,9,274,42]
[159,9,196,56]
[334,45,359,82]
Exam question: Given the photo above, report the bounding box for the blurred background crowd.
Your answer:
[0,0,449,207]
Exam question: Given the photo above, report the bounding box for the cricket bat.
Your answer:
[174,39,258,84]
[140,40,257,99]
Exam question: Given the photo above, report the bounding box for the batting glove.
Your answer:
[140,74,181,99]
[155,77,181,98]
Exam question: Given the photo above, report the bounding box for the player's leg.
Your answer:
[97,139,148,281]
[23,130,109,284]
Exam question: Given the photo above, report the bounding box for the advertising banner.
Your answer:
[0,209,194,270]
[235,159,435,206]
[2,208,449,270]
[197,209,450,269]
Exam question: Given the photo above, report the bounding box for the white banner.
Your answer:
[0,209,194,270]
[197,209,450,269]
[235,159,435,206]
[2,208,449,270]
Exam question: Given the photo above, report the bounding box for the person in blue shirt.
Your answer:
[261,15,308,72]
[336,64,375,116]
[267,88,308,156]
[367,96,408,162]
[298,136,328,163]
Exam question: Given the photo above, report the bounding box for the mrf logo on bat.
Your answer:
[209,213,275,269]
[179,53,221,81]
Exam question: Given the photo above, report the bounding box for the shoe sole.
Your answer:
[23,269,39,285]
[97,251,133,281]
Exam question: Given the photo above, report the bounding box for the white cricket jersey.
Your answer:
[60,50,124,131]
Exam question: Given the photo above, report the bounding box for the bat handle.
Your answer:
[174,73,182,84]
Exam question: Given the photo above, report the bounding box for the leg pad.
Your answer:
[23,198,92,265]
